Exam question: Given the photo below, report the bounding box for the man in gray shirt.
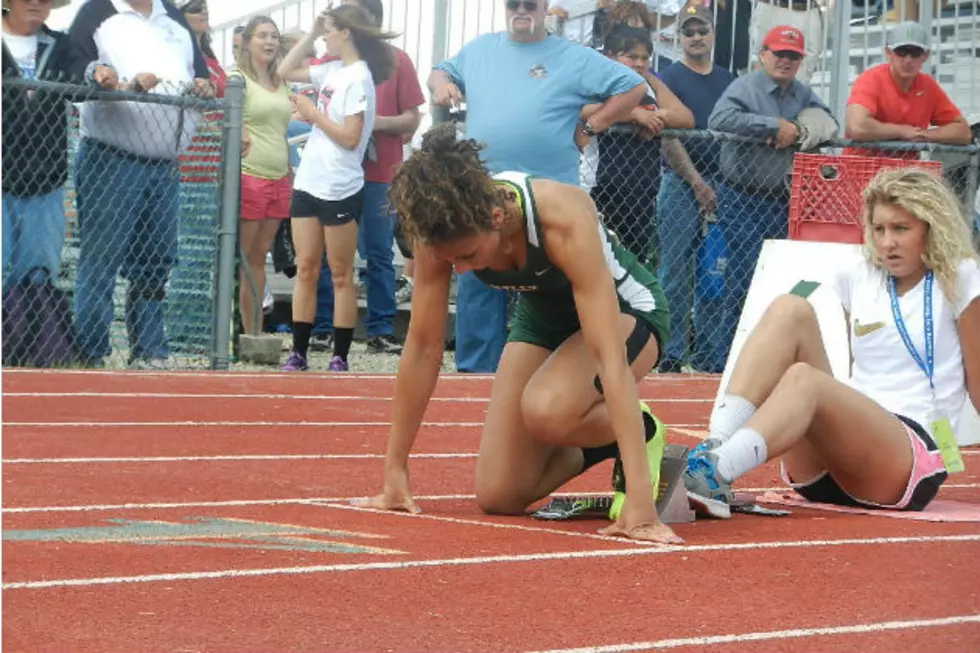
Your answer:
[707,24,835,359]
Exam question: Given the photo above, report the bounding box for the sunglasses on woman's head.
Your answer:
[682,27,711,38]
[184,2,207,14]
[506,0,538,11]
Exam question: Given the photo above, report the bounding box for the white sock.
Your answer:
[709,394,757,443]
[713,428,768,483]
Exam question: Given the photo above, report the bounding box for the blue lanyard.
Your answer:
[888,271,934,389]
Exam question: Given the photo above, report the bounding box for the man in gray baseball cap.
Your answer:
[887,20,930,51]
[844,20,970,155]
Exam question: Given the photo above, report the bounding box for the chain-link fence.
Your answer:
[1,75,241,370]
[584,126,979,374]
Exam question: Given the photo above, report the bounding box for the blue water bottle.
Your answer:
[697,218,727,301]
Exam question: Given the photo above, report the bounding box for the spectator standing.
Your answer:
[656,5,735,373]
[67,0,213,369]
[708,25,835,361]
[277,4,395,372]
[2,0,78,292]
[167,0,226,353]
[310,0,425,356]
[844,21,971,157]
[582,25,693,264]
[431,0,648,373]
[230,16,292,337]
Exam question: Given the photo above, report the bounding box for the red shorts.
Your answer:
[240,174,291,220]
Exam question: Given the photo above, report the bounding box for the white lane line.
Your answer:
[0,421,710,429]
[5,484,977,514]
[3,392,712,403]
[523,614,980,653]
[3,534,977,591]
[3,453,478,465]
[314,501,638,546]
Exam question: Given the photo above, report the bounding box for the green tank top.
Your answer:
[474,172,665,322]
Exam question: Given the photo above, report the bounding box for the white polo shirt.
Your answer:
[72,0,200,160]
[833,256,980,433]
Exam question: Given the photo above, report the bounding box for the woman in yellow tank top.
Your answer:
[230,16,293,337]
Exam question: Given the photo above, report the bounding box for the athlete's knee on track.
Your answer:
[779,361,824,395]
[474,480,529,516]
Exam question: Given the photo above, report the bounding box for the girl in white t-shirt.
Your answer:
[276,4,395,372]
[684,168,980,518]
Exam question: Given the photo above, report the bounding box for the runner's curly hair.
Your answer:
[389,122,500,246]
[862,167,978,301]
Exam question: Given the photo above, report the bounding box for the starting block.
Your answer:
[530,444,694,524]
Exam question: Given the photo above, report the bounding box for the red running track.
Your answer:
[2,369,978,652]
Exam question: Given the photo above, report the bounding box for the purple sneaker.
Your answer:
[280,352,308,371]
[328,355,349,372]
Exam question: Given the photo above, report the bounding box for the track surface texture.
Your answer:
[2,369,978,652]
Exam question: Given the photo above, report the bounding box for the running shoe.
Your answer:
[327,355,349,372]
[683,443,733,519]
[280,352,309,372]
[608,401,666,522]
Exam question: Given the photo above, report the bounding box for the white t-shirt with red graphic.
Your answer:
[293,59,375,201]
[832,257,980,433]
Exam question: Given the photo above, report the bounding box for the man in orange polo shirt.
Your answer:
[844,21,971,158]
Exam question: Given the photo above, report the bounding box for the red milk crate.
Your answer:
[787,153,941,244]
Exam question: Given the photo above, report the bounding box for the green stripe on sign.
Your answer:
[789,280,820,298]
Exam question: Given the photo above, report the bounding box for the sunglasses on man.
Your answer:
[892,45,926,58]
[770,49,803,62]
[681,27,711,38]
[506,0,538,11]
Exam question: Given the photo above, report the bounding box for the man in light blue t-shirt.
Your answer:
[430,0,646,373]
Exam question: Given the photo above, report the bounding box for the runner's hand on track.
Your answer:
[599,496,683,544]
[352,467,421,514]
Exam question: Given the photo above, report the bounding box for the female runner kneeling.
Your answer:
[357,123,682,544]
[684,167,980,518]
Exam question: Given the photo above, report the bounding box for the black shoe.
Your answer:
[658,358,683,374]
[365,334,403,354]
[310,333,333,352]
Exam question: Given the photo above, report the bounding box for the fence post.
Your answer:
[211,76,244,370]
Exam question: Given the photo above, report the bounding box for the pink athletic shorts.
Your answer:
[780,414,947,511]
[240,173,291,220]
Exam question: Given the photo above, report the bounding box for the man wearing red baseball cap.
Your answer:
[705,23,836,366]
[750,0,823,83]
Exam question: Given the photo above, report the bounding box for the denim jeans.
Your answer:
[454,272,510,373]
[656,171,726,372]
[73,140,179,362]
[1,188,65,290]
[313,181,396,337]
[716,181,789,357]
[287,120,312,169]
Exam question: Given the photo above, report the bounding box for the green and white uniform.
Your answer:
[474,171,669,352]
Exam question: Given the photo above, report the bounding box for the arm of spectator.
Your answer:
[67,3,117,88]
[707,85,780,137]
[278,20,325,84]
[647,74,694,129]
[292,92,364,150]
[428,68,463,108]
[922,118,972,145]
[375,109,422,136]
[845,104,925,142]
[922,85,972,145]
[662,138,716,213]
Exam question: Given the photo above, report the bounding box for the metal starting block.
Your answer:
[530,444,695,524]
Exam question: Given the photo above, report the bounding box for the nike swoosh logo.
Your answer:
[854,320,886,337]
[534,268,552,277]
